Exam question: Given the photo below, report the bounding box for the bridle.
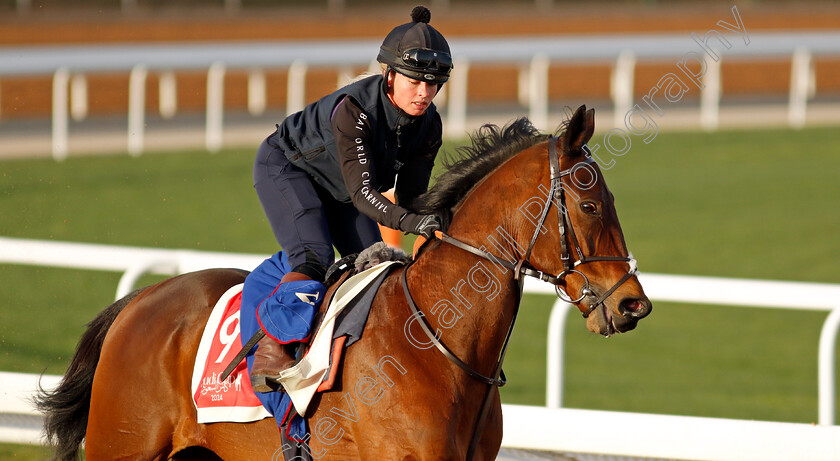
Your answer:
[436,136,638,318]
[399,136,639,460]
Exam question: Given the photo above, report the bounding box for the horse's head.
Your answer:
[410,106,650,336]
[530,105,652,336]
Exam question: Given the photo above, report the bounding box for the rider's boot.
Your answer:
[249,271,318,393]
[250,335,297,393]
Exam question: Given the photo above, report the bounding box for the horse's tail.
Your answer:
[34,287,146,461]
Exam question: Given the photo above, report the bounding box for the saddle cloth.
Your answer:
[190,283,272,423]
[191,260,399,425]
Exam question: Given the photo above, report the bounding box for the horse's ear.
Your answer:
[562,105,595,155]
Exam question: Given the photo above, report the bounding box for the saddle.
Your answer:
[302,242,409,360]
[220,242,408,390]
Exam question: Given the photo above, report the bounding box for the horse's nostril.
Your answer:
[619,298,651,319]
[621,299,640,312]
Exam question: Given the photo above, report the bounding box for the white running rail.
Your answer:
[527,273,840,426]
[1,237,839,459]
[3,372,840,460]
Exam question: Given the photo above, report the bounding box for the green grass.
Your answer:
[0,150,270,251]
[0,443,53,460]
[603,127,840,282]
[1,127,839,456]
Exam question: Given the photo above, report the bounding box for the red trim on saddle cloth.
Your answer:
[281,402,297,440]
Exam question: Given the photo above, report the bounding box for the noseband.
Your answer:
[439,136,638,318]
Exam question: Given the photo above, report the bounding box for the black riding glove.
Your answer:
[435,209,452,233]
[399,213,442,238]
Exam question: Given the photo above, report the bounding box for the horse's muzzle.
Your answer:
[608,297,652,334]
[619,297,652,320]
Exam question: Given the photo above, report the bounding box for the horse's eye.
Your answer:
[580,201,598,215]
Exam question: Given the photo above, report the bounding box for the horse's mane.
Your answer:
[408,117,551,214]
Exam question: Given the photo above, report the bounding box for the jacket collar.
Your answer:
[379,75,420,130]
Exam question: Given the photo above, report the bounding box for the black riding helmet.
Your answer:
[377,6,453,84]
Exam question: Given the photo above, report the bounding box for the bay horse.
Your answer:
[36,105,651,460]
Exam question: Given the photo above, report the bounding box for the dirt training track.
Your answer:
[1,4,838,121]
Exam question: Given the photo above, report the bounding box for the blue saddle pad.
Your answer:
[239,252,306,440]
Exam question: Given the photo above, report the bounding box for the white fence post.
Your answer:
[287,59,307,116]
[127,64,147,157]
[159,70,177,119]
[435,80,448,110]
[206,61,226,153]
[517,63,530,108]
[818,307,840,426]
[116,258,178,300]
[446,57,469,140]
[51,67,70,162]
[248,69,267,116]
[701,56,722,131]
[528,53,550,132]
[70,73,88,122]
[611,50,635,129]
[546,300,573,409]
[337,65,354,88]
[788,47,814,129]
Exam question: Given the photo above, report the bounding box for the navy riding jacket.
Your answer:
[269,74,442,229]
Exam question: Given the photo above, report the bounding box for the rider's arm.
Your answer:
[332,96,409,229]
[394,111,441,208]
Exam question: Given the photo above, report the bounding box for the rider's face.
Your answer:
[386,71,438,117]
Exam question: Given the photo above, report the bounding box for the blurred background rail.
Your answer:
[0,1,838,159]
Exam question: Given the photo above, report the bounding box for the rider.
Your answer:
[250,5,453,392]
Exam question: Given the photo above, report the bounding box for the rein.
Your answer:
[401,266,511,388]
[399,136,638,460]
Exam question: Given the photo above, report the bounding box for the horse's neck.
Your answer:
[405,149,542,372]
[408,241,522,372]
[451,147,544,263]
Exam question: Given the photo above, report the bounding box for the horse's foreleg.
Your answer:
[471,393,503,461]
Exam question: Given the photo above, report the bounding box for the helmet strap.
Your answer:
[380,66,392,86]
